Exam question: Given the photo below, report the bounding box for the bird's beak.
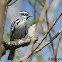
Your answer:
[28,15,32,17]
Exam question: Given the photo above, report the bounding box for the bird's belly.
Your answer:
[12,26,26,39]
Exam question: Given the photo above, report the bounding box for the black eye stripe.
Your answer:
[21,13,24,15]
[25,14,28,16]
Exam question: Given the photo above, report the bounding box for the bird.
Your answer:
[8,11,32,60]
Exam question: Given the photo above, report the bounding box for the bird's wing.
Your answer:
[10,18,20,41]
[25,23,28,36]
[10,22,15,41]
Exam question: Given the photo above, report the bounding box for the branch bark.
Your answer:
[3,36,37,50]
[0,0,12,59]
[0,0,7,59]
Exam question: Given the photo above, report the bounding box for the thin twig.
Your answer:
[46,0,54,53]
[33,11,62,52]
[46,10,54,53]
[33,29,62,54]
[35,3,47,34]
[26,2,47,61]
[33,0,36,23]
[52,32,62,62]
[38,0,44,7]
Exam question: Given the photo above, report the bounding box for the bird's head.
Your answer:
[18,11,32,19]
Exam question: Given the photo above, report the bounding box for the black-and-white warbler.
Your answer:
[8,11,32,60]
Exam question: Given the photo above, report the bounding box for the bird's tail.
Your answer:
[8,49,15,60]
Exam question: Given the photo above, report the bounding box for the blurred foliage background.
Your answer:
[1,0,62,62]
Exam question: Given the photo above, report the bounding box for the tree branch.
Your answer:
[3,36,37,50]
[52,32,62,62]
[33,29,62,54]
[33,11,62,52]
[0,0,12,59]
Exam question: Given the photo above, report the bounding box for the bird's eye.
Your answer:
[25,14,28,16]
[21,13,24,15]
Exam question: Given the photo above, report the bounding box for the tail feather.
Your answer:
[8,49,15,60]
